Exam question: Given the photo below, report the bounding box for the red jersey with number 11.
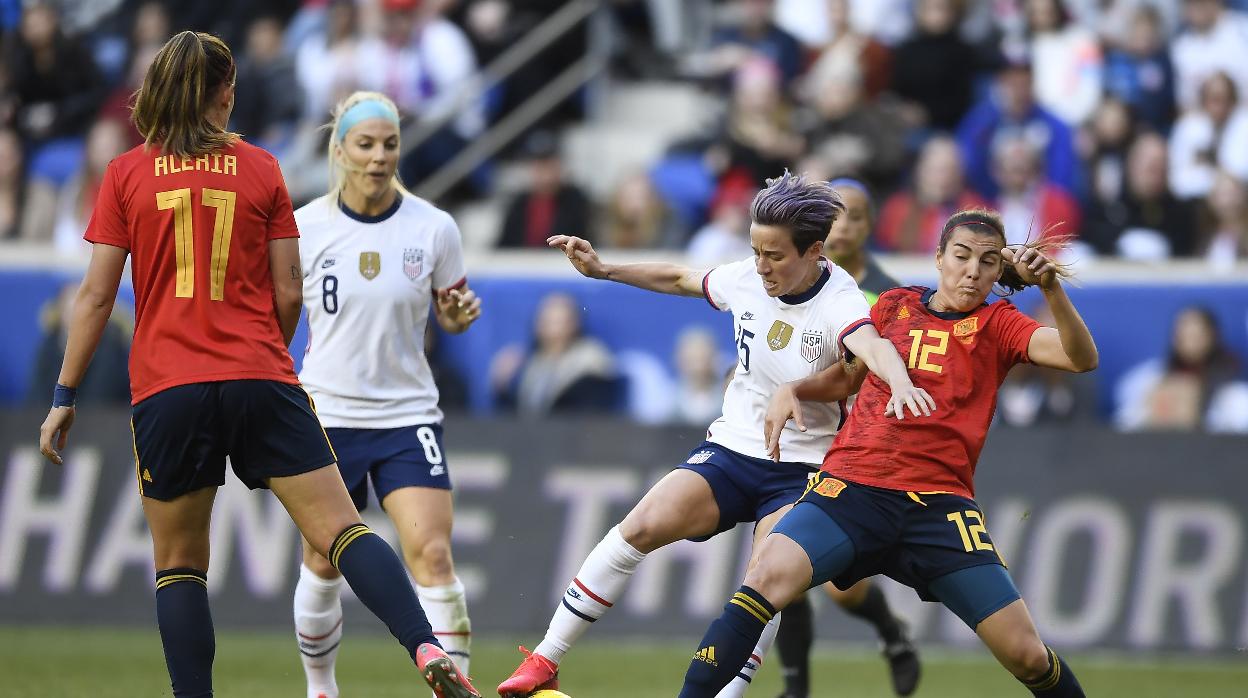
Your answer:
[84,141,301,404]
[822,286,1042,498]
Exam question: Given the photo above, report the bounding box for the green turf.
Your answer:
[1,626,1244,697]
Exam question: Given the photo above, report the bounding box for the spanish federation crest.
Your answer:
[767,320,794,351]
[954,316,979,344]
[800,330,823,363]
[359,251,381,280]
[403,248,424,281]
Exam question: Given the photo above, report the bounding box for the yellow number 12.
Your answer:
[155,187,237,300]
[907,329,948,373]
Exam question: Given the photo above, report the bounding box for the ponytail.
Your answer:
[132,31,238,158]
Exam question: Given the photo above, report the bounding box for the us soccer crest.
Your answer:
[767,320,794,351]
[403,248,424,281]
[359,251,381,280]
[800,331,823,363]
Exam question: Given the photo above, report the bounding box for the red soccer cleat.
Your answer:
[496,646,559,697]
[415,642,481,698]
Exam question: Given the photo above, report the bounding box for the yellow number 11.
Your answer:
[155,187,237,300]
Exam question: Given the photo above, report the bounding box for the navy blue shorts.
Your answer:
[130,380,337,501]
[326,424,452,511]
[790,472,1007,602]
[676,441,816,540]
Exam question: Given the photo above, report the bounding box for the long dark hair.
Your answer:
[132,31,238,157]
[938,208,1075,296]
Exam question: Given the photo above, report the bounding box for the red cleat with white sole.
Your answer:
[415,642,481,698]
[496,646,559,697]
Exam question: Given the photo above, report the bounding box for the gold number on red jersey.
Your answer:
[947,510,994,553]
[155,188,237,300]
[906,329,949,374]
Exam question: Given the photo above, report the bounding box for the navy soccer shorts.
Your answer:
[676,441,817,540]
[130,380,337,501]
[326,424,452,511]
[773,472,1019,627]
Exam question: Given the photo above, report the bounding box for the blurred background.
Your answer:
[1,0,1247,693]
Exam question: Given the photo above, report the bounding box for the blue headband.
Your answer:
[828,177,871,202]
[335,99,400,142]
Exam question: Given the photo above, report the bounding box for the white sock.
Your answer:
[294,564,345,698]
[416,577,472,677]
[715,613,781,698]
[534,525,647,664]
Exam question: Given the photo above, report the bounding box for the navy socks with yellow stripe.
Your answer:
[329,523,438,658]
[679,586,776,698]
[1022,647,1084,697]
[155,568,214,697]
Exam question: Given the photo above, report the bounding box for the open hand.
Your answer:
[763,384,804,462]
[883,384,936,420]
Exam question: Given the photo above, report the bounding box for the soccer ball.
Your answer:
[528,692,572,698]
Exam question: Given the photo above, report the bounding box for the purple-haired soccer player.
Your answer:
[497,172,934,698]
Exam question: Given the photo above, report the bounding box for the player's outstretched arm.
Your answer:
[1003,246,1098,373]
[547,235,706,298]
[764,359,868,460]
[842,325,936,420]
[39,242,128,465]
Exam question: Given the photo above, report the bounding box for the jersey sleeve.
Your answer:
[992,302,1043,367]
[83,161,129,249]
[266,157,300,240]
[432,211,467,290]
[702,259,749,312]
[828,282,874,356]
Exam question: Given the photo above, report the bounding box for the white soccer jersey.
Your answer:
[296,193,466,429]
[703,258,872,465]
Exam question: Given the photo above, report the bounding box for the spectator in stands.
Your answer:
[1080,97,1137,212]
[51,119,129,254]
[666,327,724,426]
[98,43,160,148]
[1086,132,1197,258]
[1168,71,1248,201]
[998,303,1097,427]
[686,170,755,265]
[798,49,905,194]
[7,2,106,241]
[719,56,804,189]
[600,171,685,249]
[801,0,891,101]
[956,50,1079,199]
[1170,0,1248,113]
[490,292,621,415]
[876,135,988,253]
[1115,305,1248,433]
[27,280,131,406]
[1103,4,1175,133]
[1024,0,1104,127]
[375,0,485,192]
[992,134,1081,244]
[294,0,383,123]
[1201,171,1248,268]
[0,128,22,239]
[497,129,591,249]
[231,16,304,155]
[703,0,803,88]
[889,0,977,133]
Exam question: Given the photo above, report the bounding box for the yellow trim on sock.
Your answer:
[1024,648,1062,691]
[155,574,207,591]
[329,525,371,569]
[731,592,774,621]
[730,597,770,624]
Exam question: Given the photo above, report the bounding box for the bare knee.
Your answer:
[302,542,339,579]
[1003,637,1052,680]
[406,537,454,584]
[618,506,674,554]
[152,537,210,572]
[742,558,804,611]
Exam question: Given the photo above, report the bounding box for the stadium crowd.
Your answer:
[3,0,1248,428]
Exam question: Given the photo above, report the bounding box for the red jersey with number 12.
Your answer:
[84,141,300,404]
[822,286,1041,498]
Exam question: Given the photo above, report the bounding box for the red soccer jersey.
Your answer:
[822,286,1042,497]
[84,140,300,404]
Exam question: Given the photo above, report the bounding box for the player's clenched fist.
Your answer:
[548,235,607,279]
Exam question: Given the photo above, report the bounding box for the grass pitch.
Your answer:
[1,626,1244,697]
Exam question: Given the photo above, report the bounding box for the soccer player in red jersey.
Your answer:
[678,208,1097,698]
[35,31,477,698]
